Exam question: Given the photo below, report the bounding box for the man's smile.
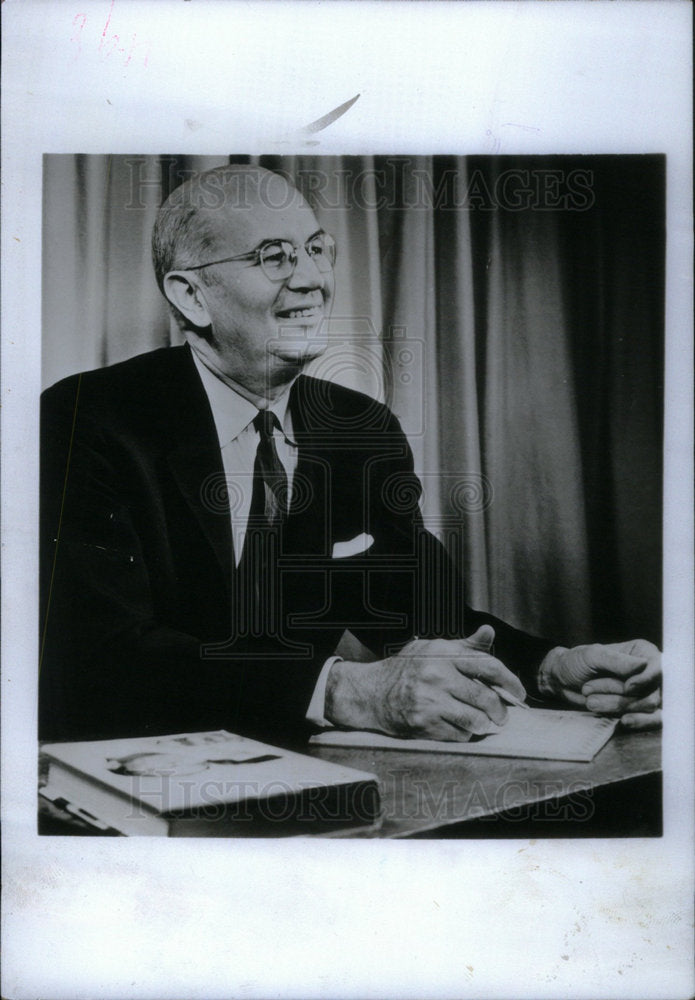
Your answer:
[275,302,324,321]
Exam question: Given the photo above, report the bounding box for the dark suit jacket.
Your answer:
[40,345,552,744]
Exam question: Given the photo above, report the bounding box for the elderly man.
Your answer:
[39,165,661,745]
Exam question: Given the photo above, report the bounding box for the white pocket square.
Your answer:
[331,533,374,559]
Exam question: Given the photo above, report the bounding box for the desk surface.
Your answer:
[310,729,662,838]
[39,729,661,839]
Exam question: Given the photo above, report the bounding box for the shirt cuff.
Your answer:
[305,656,343,727]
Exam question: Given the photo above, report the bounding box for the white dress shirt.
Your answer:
[191,350,298,565]
[191,349,335,725]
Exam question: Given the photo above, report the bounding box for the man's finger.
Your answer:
[604,639,659,659]
[620,689,661,713]
[579,687,660,716]
[585,693,632,715]
[583,647,649,680]
[624,661,661,695]
[442,700,503,736]
[420,718,475,742]
[452,654,526,702]
[619,709,662,731]
[450,677,508,727]
[461,624,496,652]
[582,676,626,697]
[560,688,587,707]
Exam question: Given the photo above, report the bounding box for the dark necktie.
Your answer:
[249,409,288,528]
[235,410,287,640]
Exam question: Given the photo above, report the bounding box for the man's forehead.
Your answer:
[203,184,318,249]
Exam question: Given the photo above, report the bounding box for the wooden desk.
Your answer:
[309,729,662,838]
[39,729,661,838]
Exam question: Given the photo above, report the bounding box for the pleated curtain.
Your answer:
[42,153,663,646]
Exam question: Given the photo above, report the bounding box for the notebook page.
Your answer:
[310,708,619,762]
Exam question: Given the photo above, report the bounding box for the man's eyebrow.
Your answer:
[250,229,325,250]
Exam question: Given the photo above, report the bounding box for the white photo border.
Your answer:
[2,2,693,998]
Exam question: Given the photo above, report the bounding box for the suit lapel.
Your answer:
[163,347,234,581]
[285,376,334,557]
[167,435,233,580]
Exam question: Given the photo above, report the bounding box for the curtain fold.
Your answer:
[42,154,663,646]
[434,157,490,612]
[481,196,592,640]
[379,156,442,527]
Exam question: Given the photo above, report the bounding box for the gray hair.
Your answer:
[151,164,297,330]
[153,164,299,278]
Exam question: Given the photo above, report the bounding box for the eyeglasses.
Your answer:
[182,232,337,282]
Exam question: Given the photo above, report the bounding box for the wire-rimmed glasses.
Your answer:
[180,232,336,282]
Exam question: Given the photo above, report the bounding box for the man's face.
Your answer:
[194,181,334,391]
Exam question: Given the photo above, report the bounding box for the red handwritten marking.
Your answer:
[69,2,150,69]
[100,30,143,67]
[71,13,86,57]
[98,0,115,53]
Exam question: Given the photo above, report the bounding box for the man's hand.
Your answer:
[538,639,662,730]
[325,625,527,741]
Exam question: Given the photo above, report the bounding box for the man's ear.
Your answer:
[163,272,212,328]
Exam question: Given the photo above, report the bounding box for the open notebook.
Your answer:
[310,708,619,762]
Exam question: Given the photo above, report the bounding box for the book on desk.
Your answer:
[40,730,381,837]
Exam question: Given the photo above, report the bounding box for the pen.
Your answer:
[473,678,530,710]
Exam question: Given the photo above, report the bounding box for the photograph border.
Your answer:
[2,3,693,998]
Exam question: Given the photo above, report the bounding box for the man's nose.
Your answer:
[286,245,324,290]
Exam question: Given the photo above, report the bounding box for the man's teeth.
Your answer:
[284,308,316,318]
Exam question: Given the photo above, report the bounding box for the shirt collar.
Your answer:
[191,348,297,448]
